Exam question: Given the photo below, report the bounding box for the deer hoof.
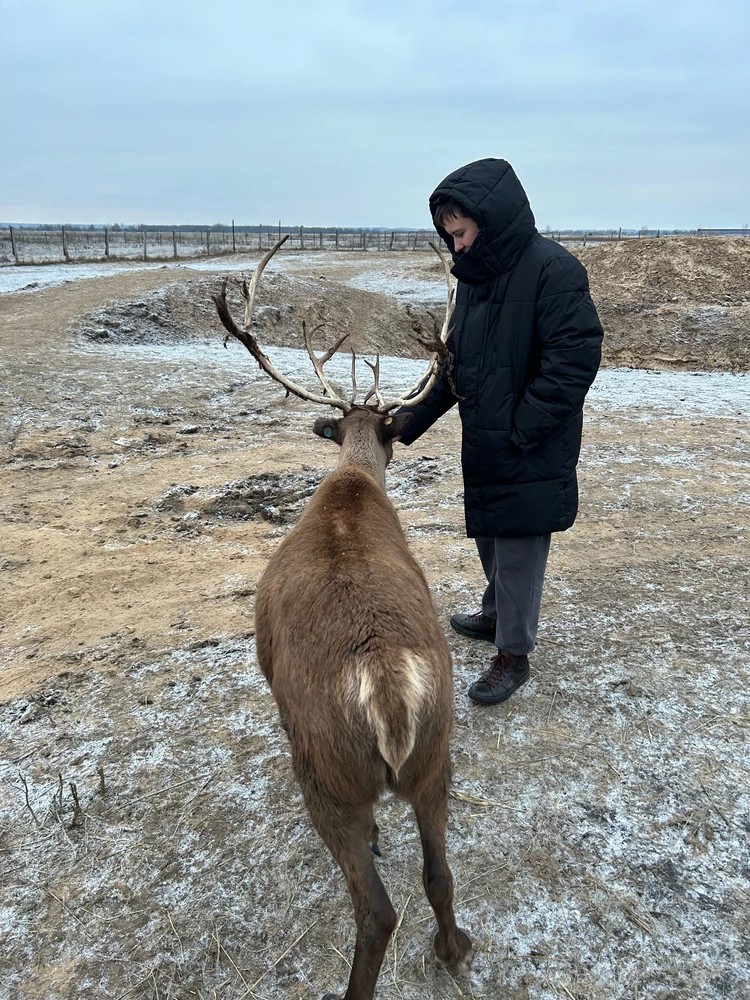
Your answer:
[433,928,474,976]
[322,994,342,999]
[371,841,382,857]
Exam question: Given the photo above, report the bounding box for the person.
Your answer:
[397,157,603,705]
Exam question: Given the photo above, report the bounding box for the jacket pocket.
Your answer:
[475,368,515,431]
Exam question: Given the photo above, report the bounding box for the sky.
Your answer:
[2,0,749,228]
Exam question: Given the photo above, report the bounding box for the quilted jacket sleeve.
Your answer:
[395,329,459,445]
[510,255,603,453]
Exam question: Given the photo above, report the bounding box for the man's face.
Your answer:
[442,213,479,254]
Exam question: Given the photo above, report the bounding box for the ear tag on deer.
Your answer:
[384,417,393,425]
[323,427,333,438]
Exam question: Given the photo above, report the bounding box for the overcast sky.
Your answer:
[2,0,748,228]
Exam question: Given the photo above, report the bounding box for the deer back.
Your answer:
[255,464,453,780]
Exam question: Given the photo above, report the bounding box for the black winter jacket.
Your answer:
[399,158,603,538]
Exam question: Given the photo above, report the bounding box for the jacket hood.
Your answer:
[430,158,537,284]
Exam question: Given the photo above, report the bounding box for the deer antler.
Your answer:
[375,242,455,412]
[213,237,455,416]
[302,320,352,401]
[212,235,352,412]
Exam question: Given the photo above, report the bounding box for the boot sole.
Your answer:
[468,671,530,705]
[450,618,497,644]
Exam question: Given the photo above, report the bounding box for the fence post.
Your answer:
[319,229,323,249]
[389,231,395,250]
[258,224,263,250]
[9,225,18,264]
[300,225,304,249]
[278,219,281,243]
[207,229,211,255]
[618,227,622,241]
[335,228,339,249]
[104,227,109,258]
[62,225,69,262]
[232,219,236,254]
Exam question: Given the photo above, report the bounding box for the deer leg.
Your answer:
[340,843,397,1000]
[410,788,473,976]
[307,799,396,1000]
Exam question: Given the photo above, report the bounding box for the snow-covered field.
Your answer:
[0,253,446,299]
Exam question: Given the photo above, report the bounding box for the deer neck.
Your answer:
[337,431,388,490]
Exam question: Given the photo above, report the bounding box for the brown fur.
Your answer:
[254,407,473,1000]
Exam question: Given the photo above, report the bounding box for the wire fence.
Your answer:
[0,225,448,266]
[0,224,747,267]
[543,227,750,246]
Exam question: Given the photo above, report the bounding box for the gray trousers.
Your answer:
[476,534,551,655]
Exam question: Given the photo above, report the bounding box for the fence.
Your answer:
[0,224,747,267]
[0,225,448,266]
[541,227,750,246]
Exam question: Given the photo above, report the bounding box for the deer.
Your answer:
[212,236,473,1000]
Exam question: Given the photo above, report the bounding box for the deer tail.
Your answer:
[355,651,431,776]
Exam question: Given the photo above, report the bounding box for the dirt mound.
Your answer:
[68,239,750,371]
[595,299,750,371]
[422,237,750,370]
[574,236,750,305]
[154,470,326,525]
[74,272,437,359]
[571,238,750,371]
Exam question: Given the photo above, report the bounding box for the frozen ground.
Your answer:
[347,269,446,303]
[0,253,445,300]
[74,338,750,419]
[0,260,184,295]
[0,258,748,1000]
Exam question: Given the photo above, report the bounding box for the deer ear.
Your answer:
[381,412,412,440]
[313,415,343,444]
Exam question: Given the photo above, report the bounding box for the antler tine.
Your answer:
[376,242,455,412]
[349,348,358,404]
[318,331,351,363]
[212,235,349,412]
[302,320,351,400]
[363,354,385,408]
[242,236,287,331]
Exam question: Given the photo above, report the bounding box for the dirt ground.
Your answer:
[0,242,748,1000]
